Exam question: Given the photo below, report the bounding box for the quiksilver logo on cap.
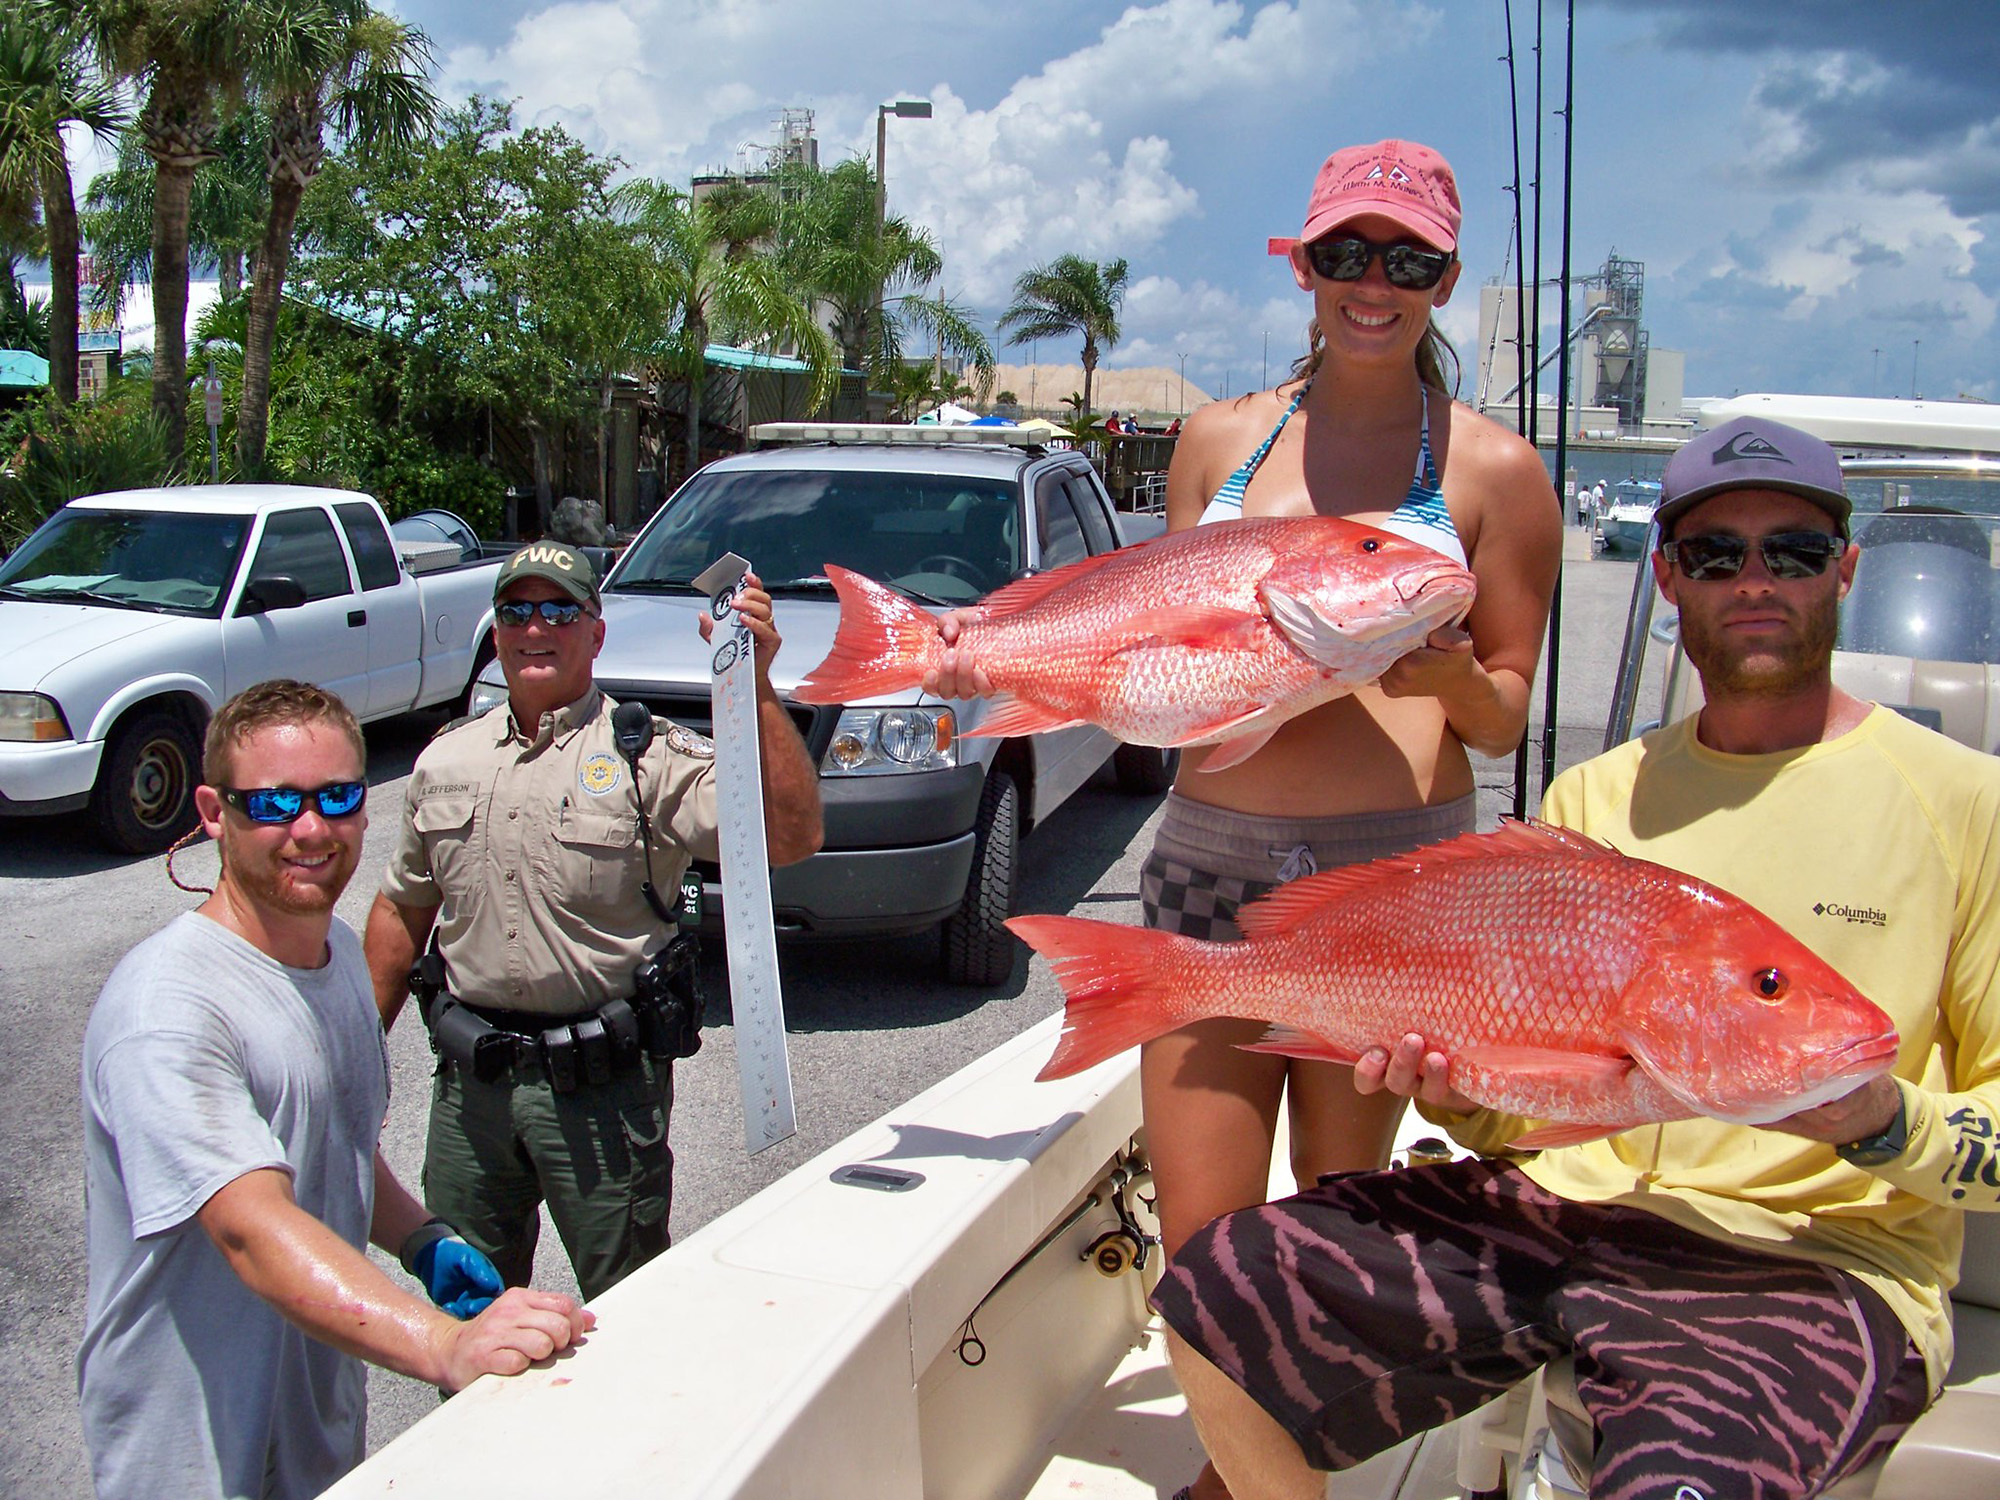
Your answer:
[1716,432,1790,466]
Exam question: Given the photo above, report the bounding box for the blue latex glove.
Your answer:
[411,1233,502,1320]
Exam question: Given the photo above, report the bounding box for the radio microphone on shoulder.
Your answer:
[612,701,654,764]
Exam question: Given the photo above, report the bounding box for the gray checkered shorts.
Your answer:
[1140,792,1476,941]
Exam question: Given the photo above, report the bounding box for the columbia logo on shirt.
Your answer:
[1814,901,1887,927]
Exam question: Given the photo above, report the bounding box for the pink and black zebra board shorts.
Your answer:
[1152,1158,1931,1499]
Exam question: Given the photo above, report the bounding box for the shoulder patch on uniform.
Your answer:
[432,712,479,740]
[666,723,716,760]
[579,751,625,797]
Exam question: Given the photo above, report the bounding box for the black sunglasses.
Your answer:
[1305,235,1454,291]
[496,598,590,628]
[1663,531,1849,582]
[219,781,368,824]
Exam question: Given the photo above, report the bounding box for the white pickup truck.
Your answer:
[0,484,503,853]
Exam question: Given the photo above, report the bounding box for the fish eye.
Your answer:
[1361,538,1381,552]
[1753,968,1787,1001]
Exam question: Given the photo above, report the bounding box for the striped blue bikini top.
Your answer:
[1198,381,1467,565]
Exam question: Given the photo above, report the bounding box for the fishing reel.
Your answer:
[1084,1157,1159,1279]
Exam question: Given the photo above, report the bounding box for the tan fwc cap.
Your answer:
[495,541,599,607]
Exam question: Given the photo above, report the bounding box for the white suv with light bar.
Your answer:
[468,423,1173,984]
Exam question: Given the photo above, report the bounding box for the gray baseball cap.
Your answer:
[1655,416,1853,538]
[494,540,599,607]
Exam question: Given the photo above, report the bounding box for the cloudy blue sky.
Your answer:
[380,0,1995,408]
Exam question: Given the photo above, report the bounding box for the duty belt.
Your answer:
[412,935,704,1093]
[421,991,643,1093]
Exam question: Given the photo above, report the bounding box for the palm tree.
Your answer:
[235,0,435,473]
[775,157,992,400]
[999,254,1128,422]
[64,0,255,463]
[0,9,124,405]
[619,181,835,474]
[80,108,266,307]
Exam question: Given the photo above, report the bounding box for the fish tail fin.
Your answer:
[1009,915,1186,1079]
[793,565,939,704]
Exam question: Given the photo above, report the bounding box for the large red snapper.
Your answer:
[1014,820,1899,1148]
[793,516,1477,771]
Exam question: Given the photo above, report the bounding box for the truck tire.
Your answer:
[941,770,1019,986]
[458,634,497,718]
[90,710,201,855]
[1112,742,1179,795]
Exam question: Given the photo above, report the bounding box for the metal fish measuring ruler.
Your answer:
[695,551,797,1153]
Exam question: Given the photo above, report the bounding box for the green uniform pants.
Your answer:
[423,1051,674,1302]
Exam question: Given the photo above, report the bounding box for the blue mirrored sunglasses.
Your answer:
[220,781,368,823]
[496,598,589,628]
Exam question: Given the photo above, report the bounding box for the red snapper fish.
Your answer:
[1014,820,1899,1148]
[793,516,1477,771]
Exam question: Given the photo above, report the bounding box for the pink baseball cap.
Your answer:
[1271,139,1462,258]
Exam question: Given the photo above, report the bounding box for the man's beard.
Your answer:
[218,834,359,916]
[1679,590,1839,698]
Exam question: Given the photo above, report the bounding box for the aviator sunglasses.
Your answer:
[495,597,590,628]
[1663,530,1849,582]
[1305,234,1454,291]
[219,781,368,823]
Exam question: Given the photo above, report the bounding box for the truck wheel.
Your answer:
[1112,742,1179,795]
[941,771,1019,986]
[458,634,497,718]
[90,711,201,855]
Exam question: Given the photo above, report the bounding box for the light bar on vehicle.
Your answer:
[749,422,1044,448]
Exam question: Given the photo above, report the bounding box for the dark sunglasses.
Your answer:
[496,598,590,628]
[219,781,368,823]
[1663,530,1849,582]
[1305,235,1454,291]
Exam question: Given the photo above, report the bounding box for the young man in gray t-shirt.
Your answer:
[78,682,593,1500]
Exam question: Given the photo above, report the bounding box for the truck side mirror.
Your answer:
[238,575,308,615]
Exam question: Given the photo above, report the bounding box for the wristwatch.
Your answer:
[1834,1090,1909,1168]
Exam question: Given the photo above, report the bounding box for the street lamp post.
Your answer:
[1176,350,1187,416]
[874,100,933,382]
[1912,338,1921,400]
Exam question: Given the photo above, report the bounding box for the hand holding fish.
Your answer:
[1765,1073,1903,1146]
[921,611,996,700]
[1375,623,1479,700]
[1352,1032,1478,1113]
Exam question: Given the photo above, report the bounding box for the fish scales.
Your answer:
[1014,821,1899,1143]
[795,515,1478,756]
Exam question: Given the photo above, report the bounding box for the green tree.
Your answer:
[0,9,124,404]
[294,97,642,534]
[0,252,50,355]
[236,0,435,473]
[999,254,1128,422]
[774,156,991,399]
[64,0,258,463]
[619,180,833,475]
[80,109,267,307]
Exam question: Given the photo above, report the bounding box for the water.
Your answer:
[1537,444,2000,518]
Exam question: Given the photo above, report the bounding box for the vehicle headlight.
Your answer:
[0,693,69,743]
[820,707,956,775]
[468,676,509,716]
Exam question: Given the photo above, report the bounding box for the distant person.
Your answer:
[79,680,592,1500]
[364,543,822,1301]
[929,137,1561,1500]
[1155,417,2000,1500]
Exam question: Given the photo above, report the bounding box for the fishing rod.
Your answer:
[1542,0,1578,797]
[1503,0,1532,819]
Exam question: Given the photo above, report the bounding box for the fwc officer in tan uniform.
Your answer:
[364,542,821,1298]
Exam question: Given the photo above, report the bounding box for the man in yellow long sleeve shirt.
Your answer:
[1152,417,2000,1500]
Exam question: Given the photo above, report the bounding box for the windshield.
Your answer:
[1840,506,2000,666]
[0,508,251,616]
[613,469,1022,604]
